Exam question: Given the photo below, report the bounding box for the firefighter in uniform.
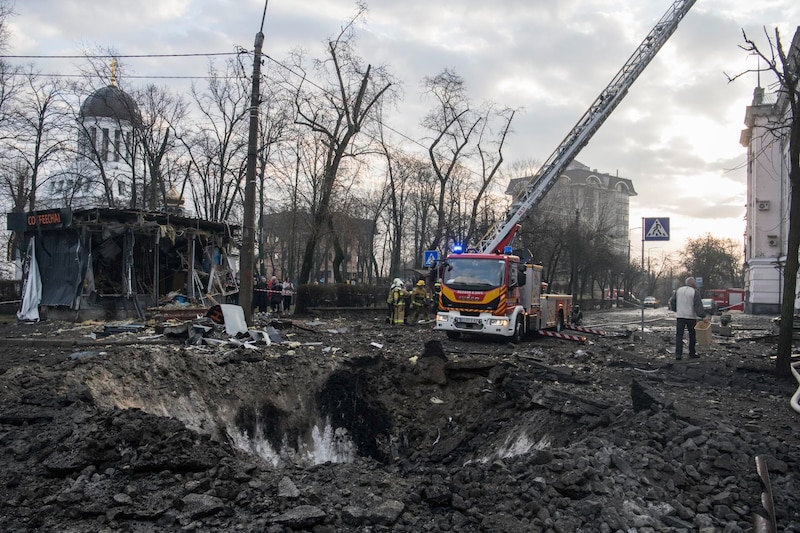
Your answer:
[386,278,407,325]
[410,279,430,324]
[431,280,442,313]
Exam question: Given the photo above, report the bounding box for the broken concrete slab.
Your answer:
[220,304,248,336]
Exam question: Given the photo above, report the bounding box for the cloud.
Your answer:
[6,0,796,253]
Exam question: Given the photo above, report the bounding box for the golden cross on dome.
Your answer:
[110,58,118,86]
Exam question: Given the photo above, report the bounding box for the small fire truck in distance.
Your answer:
[705,288,745,313]
[434,0,696,342]
[434,252,571,342]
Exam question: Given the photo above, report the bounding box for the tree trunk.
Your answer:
[329,215,346,283]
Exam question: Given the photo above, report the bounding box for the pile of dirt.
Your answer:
[0,310,797,532]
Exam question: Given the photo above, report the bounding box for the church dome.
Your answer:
[79,85,140,123]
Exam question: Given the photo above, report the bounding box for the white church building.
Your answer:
[40,65,146,210]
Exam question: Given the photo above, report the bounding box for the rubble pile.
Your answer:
[0,311,797,531]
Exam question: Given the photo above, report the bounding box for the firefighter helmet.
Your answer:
[416,280,425,286]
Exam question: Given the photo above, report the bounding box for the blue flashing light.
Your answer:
[503,245,513,255]
[452,242,464,254]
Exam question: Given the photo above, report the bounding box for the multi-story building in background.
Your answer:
[505,160,637,255]
[740,28,800,314]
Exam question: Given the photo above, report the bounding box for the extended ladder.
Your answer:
[479,0,697,254]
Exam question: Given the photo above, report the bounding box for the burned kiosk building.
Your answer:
[8,207,239,320]
[5,68,240,320]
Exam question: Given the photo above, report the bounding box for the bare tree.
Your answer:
[406,161,438,268]
[270,132,325,278]
[728,27,799,378]
[0,57,20,144]
[180,60,250,223]
[291,11,395,289]
[133,84,188,210]
[422,69,481,251]
[252,77,291,277]
[3,68,72,210]
[377,113,427,277]
[0,2,15,198]
[352,182,388,283]
[421,70,517,253]
[465,106,515,242]
[0,0,11,52]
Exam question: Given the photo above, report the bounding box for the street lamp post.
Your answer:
[639,225,645,332]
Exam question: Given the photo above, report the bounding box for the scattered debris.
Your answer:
[92,323,147,339]
[68,350,104,360]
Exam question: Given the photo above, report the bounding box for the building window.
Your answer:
[89,127,97,153]
[101,128,110,161]
[114,130,122,162]
[79,128,93,159]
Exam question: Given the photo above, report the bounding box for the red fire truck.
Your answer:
[434,249,572,341]
[705,289,745,313]
[433,0,696,342]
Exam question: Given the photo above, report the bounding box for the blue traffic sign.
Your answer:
[643,217,670,241]
[423,250,439,267]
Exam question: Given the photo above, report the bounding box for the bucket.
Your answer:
[695,320,712,346]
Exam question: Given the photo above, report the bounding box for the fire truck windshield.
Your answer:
[444,258,505,290]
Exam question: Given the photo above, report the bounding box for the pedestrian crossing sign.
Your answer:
[643,218,670,241]
[424,250,439,267]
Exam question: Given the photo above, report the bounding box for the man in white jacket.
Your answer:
[668,277,708,360]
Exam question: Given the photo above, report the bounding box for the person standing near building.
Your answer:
[281,278,294,313]
[410,279,430,324]
[668,276,708,360]
[254,275,269,314]
[431,280,441,314]
[386,278,407,325]
[268,276,282,315]
[403,279,414,324]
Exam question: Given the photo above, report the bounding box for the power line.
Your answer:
[0,52,241,59]
[9,73,239,80]
[3,48,437,161]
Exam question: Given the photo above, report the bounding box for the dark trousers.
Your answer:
[675,318,697,357]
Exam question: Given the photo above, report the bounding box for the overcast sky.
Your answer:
[6,0,800,255]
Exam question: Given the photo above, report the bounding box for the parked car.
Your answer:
[643,296,657,308]
[701,298,718,315]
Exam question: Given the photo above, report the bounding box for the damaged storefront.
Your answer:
[7,207,239,321]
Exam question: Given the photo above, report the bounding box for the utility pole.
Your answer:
[239,4,267,325]
[640,222,645,333]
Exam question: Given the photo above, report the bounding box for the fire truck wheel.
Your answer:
[446,331,461,340]
[511,317,523,344]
